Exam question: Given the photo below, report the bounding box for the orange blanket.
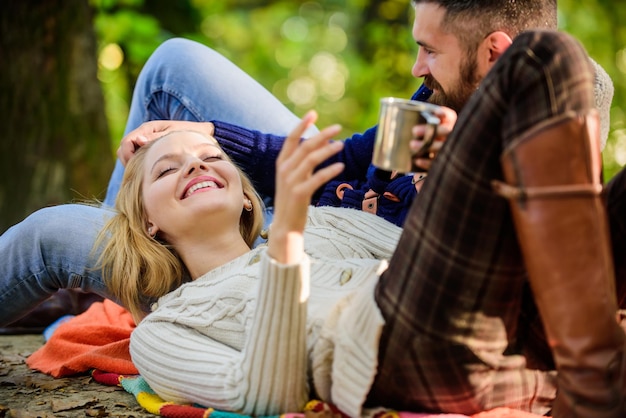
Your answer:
[26,299,137,377]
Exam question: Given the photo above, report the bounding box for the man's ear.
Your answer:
[477,31,513,75]
[486,31,513,61]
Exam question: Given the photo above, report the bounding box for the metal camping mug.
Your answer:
[372,97,441,173]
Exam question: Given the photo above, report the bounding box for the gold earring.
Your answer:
[244,199,253,212]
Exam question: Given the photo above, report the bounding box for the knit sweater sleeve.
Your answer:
[212,121,284,198]
[320,126,378,184]
[212,120,379,199]
[129,251,312,416]
[212,86,430,199]
[239,253,311,414]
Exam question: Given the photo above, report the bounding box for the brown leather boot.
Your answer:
[492,111,625,417]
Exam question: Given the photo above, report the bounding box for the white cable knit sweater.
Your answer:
[129,206,402,417]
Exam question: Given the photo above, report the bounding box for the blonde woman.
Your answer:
[100,117,403,415]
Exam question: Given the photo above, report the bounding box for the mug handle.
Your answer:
[412,111,440,159]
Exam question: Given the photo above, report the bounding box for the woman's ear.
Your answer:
[147,221,159,238]
[243,195,253,212]
[477,31,513,76]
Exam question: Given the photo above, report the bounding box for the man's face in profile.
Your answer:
[411,2,482,112]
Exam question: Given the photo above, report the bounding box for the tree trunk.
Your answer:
[0,0,114,234]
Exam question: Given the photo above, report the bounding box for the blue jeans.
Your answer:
[0,38,315,325]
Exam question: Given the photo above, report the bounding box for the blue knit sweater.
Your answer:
[212,86,432,227]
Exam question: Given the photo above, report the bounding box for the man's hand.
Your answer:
[117,121,215,166]
[411,106,457,171]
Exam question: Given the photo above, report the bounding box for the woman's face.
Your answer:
[141,131,246,242]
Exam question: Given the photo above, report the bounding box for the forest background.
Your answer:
[1,0,625,234]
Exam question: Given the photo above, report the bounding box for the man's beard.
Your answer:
[424,55,481,113]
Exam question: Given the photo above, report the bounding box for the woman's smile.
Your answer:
[182,176,224,199]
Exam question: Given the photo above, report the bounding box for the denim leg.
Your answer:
[0,205,115,325]
[2,38,297,324]
[104,37,317,206]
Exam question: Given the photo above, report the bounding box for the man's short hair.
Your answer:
[411,0,557,51]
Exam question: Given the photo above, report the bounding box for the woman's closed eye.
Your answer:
[154,154,223,179]
[202,154,223,162]
[156,165,178,179]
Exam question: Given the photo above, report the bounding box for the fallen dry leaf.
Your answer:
[85,407,108,417]
[50,395,99,412]
[6,409,55,418]
[1,374,70,390]
[0,353,27,365]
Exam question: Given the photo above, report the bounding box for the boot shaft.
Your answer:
[493,112,625,417]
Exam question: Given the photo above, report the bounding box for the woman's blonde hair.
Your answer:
[95,132,264,323]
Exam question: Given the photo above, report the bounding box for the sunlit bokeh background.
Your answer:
[92,0,626,179]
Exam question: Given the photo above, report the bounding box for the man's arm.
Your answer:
[117,85,434,199]
[212,120,379,199]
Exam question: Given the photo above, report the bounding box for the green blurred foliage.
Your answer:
[90,0,626,179]
[91,0,419,149]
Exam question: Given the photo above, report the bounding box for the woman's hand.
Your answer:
[117,121,215,166]
[268,111,345,264]
[411,106,457,171]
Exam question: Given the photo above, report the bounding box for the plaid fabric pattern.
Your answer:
[367,30,596,415]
